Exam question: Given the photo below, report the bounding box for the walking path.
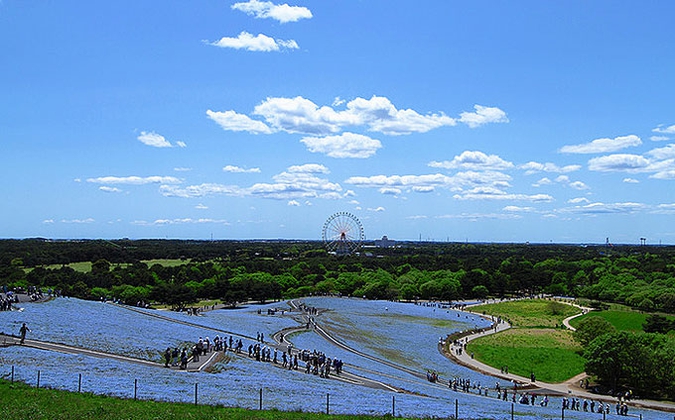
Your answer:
[440,299,675,413]
[0,333,217,372]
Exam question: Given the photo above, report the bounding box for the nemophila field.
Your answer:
[2,297,673,419]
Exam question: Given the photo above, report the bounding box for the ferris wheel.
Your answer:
[322,212,365,255]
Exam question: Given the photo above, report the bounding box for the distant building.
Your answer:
[374,235,396,248]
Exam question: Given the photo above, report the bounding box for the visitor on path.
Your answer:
[164,347,171,367]
[19,322,30,344]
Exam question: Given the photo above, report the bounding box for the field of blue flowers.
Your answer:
[1,296,672,419]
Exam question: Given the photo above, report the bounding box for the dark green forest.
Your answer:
[2,239,675,313]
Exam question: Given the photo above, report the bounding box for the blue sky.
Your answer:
[2,1,675,244]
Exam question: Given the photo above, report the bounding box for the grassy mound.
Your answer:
[466,299,584,383]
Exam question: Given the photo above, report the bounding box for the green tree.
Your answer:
[471,285,489,299]
[574,316,616,346]
[643,314,674,334]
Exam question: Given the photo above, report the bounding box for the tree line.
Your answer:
[2,239,675,313]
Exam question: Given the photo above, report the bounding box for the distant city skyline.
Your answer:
[2,1,675,244]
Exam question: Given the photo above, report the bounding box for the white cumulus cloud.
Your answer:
[208,32,298,52]
[99,186,122,193]
[209,96,507,138]
[207,110,272,134]
[652,124,675,134]
[559,134,641,154]
[458,105,509,128]
[520,161,581,174]
[137,131,185,148]
[287,163,329,174]
[429,150,514,171]
[87,176,181,185]
[588,154,651,172]
[301,132,382,158]
[231,0,312,23]
[223,165,261,173]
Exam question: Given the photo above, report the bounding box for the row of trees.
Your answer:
[2,240,675,313]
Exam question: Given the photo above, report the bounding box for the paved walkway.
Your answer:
[441,300,675,414]
[0,333,218,372]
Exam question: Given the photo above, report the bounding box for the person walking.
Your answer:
[19,323,30,344]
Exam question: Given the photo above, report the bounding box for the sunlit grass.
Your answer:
[472,299,579,328]
[467,329,584,383]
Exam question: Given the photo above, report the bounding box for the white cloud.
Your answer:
[379,187,401,195]
[287,200,300,206]
[301,132,382,158]
[231,0,312,23]
[210,96,508,138]
[654,204,675,214]
[87,176,181,185]
[223,165,261,173]
[368,206,386,212]
[160,183,243,198]
[207,110,273,134]
[653,124,675,134]
[253,96,356,135]
[345,171,512,194]
[135,218,230,226]
[458,105,509,128]
[560,202,647,215]
[452,187,553,202]
[174,167,192,172]
[287,163,329,174]
[346,96,456,135]
[532,177,552,187]
[137,131,173,148]
[160,164,343,201]
[568,197,590,204]
[520,161,581,174]
[559,135,642,154]
[42,219,55,224]
[503,205,534,212]
[195,203,209,209]
[428,150,514,171]
[61,218,95,224]
[208,32,298,52]
[99,186,121,193]
[176,141,187,148]
[412,186,435,193]
[623,178,639,183]
[651,135,670,142]
[588,154,651,172]
[651,169,675,180]
[437,212,523,221]
[647,143,675,160]
[568,181,589,190]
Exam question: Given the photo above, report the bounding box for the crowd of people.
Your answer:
[161,328,344,381]
[1,293,15,311]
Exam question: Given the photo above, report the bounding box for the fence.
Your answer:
[2,366,660,419]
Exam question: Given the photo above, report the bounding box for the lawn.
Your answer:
[568,309,648,332]
[26,259,189,274]
[466,329,585,383]
[472,299,580,328]
[0,379,393,420]
[465,299,585,383]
